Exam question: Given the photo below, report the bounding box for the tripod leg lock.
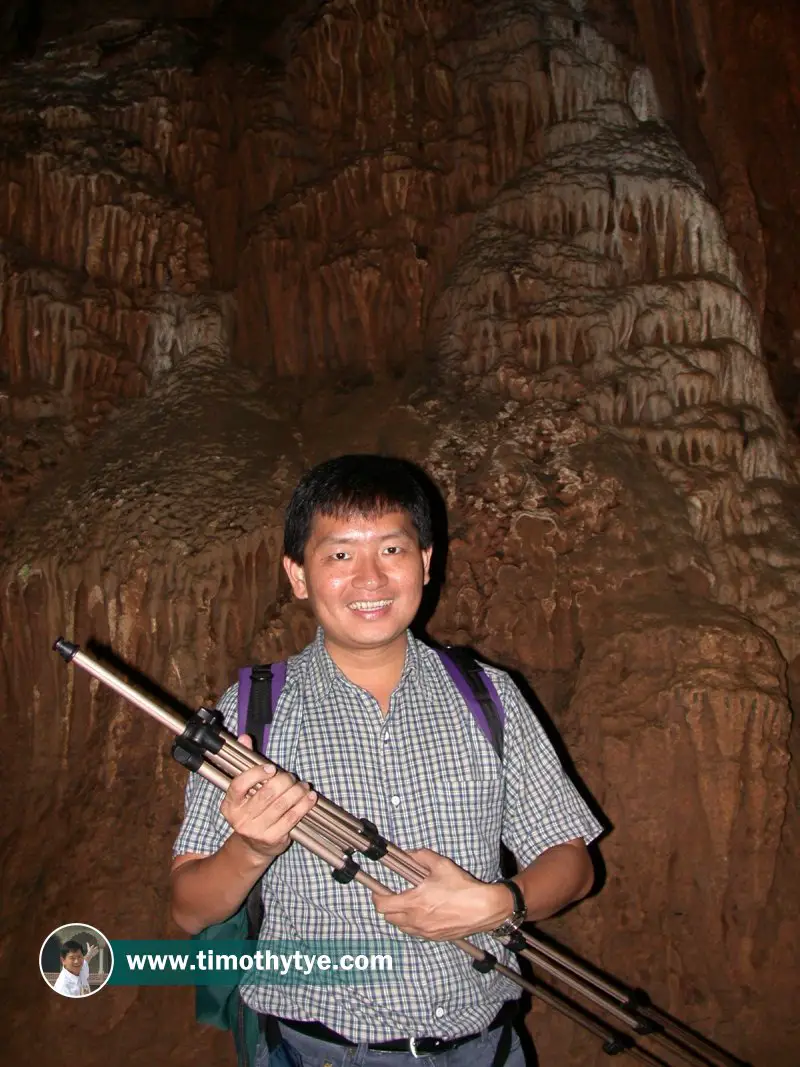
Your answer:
[171,708,225,772]
[177,707,224,754]
[601,1036,632,1056]
[171,737,206,772]
[627,988,652,1011]
[359,819,389,860]
[332,856,361,884]
[471,952,498,974]
[502,930,528,954]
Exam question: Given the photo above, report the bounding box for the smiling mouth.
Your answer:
[349,599,393,611]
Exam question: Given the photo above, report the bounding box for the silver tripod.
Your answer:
[53,638,749,1067]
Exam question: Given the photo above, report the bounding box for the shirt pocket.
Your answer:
[425,777,505,881]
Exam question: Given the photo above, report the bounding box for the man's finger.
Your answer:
[231,771,304,820]
[372,890,418,915]
[238,780,316,834]
[255,780,315,822]
[376,883,424,908]
[262,790,319,838]
[225,762,279,803]
[406,848,437,871]
[242,788,318,852]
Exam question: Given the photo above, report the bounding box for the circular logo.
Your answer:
[39,923,114,997]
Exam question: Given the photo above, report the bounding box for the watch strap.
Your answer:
[495,877,527,925]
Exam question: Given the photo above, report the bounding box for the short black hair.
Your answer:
[283,455,433,563]
[60,940,84,958]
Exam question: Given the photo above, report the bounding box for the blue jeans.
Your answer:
[255,1022,525,1067]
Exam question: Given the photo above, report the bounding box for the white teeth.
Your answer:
[350,600,392,610]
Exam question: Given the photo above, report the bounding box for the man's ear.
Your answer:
[422,546,433,585]
[283,555,308,600]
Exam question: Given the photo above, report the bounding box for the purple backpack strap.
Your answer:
[435,647,505,760]
[237,667,252,737]
[236,661,289,752]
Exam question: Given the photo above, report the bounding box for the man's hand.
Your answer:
[220,735,318,861]
[371,849,513,940]
[84,945,99,963]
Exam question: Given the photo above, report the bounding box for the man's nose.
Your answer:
[352,554,387,588]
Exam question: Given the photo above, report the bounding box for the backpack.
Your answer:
[193,645,506,1066]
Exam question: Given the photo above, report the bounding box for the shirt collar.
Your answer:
[307,627,420,699]
[60,969,82,990]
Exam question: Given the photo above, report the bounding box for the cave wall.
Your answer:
[0,2,798,1065]
[630,0,800,426]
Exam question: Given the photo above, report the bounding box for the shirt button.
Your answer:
[435,1007,445,1018]
[390,795,401,807]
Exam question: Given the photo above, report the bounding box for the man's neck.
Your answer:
[324,631,409,710]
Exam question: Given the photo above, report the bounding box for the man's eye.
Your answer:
[384,546,401,555]
[332,551,349,561]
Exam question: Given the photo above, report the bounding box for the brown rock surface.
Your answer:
[1,3,799,1066]
[630,0,800,425]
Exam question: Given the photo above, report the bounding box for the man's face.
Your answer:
[62,950,84,976]
[283,509,432,655]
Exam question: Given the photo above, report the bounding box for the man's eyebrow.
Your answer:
[316,529,414,546]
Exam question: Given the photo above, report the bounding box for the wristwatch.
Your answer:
[493,877,527,936]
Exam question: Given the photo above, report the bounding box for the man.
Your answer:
[53,940,93,997]
[171,454,603,1067]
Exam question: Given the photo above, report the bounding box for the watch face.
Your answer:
[495,919,519,937]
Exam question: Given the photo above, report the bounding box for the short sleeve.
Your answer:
[171,683,239,858]
[492,672,604,867]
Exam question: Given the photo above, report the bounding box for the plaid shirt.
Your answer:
[173,630,602,1040]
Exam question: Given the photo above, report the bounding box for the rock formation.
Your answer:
[0,2,797,1065]
[628,0,800,425]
